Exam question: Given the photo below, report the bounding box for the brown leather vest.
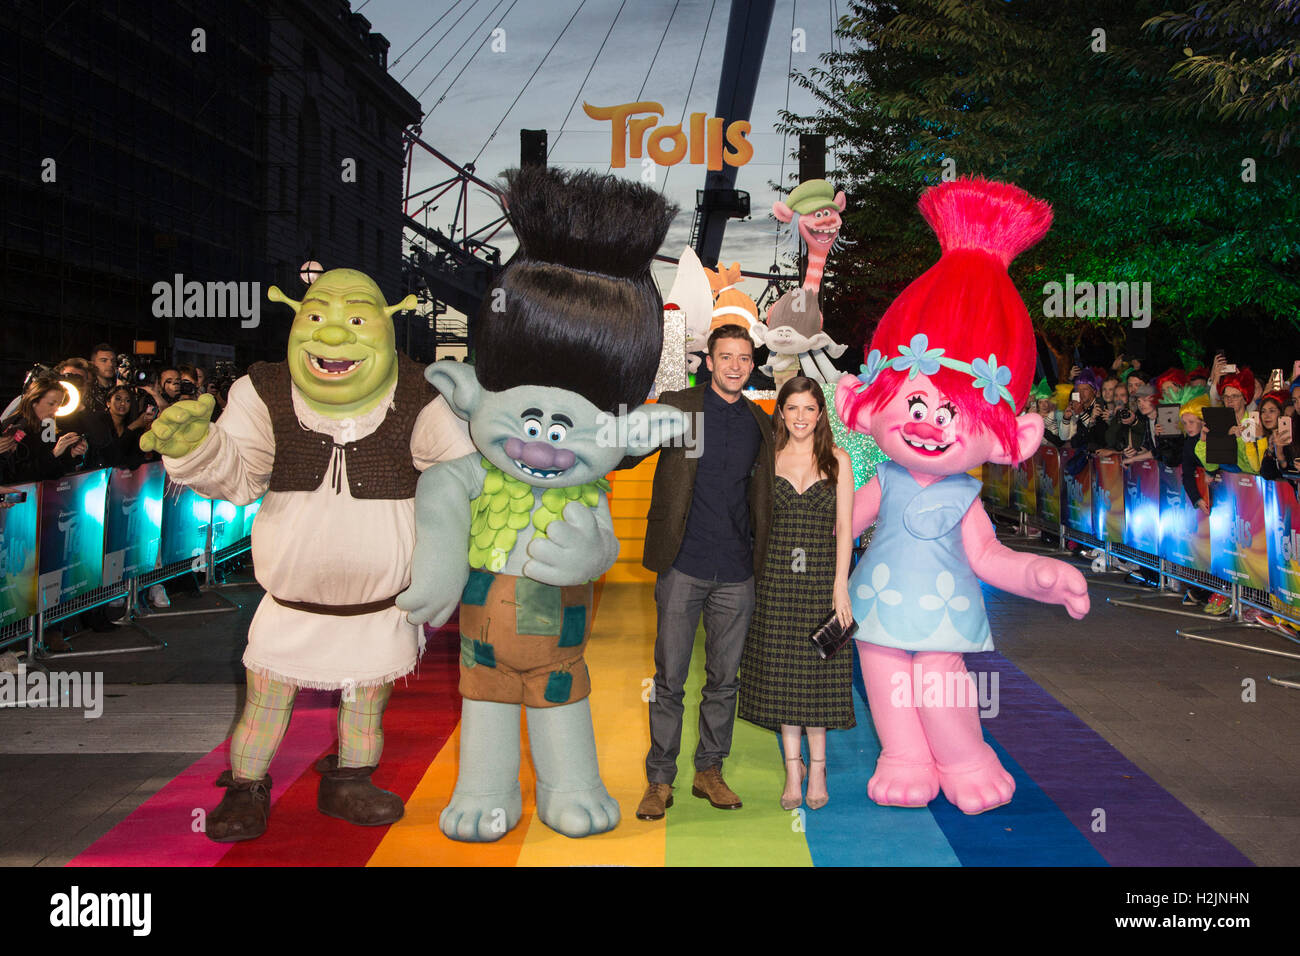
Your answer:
[246,354,433,499]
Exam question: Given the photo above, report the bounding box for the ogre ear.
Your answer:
[384,294,418,317]
[267,285,301,312]
[986,412,1045,465]
[834,190,847,212]
[618,403,692,457]
[773,200,794,223]
[425,360,484,421]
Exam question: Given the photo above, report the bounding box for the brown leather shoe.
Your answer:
[692,766,742,809]
[315,755,404,826]
[206,771,272,842]
[635,782,674,820]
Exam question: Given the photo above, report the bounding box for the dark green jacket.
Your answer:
[641,384,775,577]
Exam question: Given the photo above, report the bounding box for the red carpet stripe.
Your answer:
[218,625,463,866]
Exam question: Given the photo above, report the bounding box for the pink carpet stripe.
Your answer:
[68,689,339,867]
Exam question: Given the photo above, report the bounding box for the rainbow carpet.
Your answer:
[70,583,1249,867]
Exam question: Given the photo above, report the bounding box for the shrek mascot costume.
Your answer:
[399,166,688,841]
[141,269,477,842]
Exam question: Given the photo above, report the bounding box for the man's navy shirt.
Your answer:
[672,385,762,582]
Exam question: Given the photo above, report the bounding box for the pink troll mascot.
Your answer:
[835,177,1089,815]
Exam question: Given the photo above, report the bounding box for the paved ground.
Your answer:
[2,540,1299,867]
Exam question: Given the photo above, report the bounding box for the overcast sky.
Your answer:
[358,0,844,322]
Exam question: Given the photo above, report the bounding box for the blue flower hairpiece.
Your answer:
[853,335,1017,410]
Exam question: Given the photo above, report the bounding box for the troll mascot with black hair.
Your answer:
[398,167,686,841]
[141,268,477,841]
[835,178,1089,814]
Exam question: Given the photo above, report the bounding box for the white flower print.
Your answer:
[856,563,902,606]
[918,570,970,612]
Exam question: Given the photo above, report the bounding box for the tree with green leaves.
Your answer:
[780,0,1300,378]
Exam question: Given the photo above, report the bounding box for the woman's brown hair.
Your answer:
[15,378,67,428]
[773,376,838,484]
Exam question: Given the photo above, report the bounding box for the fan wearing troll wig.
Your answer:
[835,177,1090,815]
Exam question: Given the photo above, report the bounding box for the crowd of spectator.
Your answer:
[1029,352,1300,632]
[0,345,240,644]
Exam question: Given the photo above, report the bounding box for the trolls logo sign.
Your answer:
[583,101,753,170]
[1223,499,1253,549]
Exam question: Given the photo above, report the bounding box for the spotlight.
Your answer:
[55,380,81,417]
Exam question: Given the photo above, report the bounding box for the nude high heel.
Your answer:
[780,756,805,811]
[806,758,828,810]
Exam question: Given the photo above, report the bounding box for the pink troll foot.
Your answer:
[868,756,940,808]
[937,750,1015,814]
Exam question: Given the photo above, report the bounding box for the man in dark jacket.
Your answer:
[635,325,775,821]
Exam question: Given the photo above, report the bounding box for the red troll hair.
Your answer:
[843,177,1052,459]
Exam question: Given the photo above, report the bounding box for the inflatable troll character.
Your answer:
[763,179,850,386]
[398,167,686,841]
[835,177,1089,814]
[666,246,715,377]
[142,269,476,841]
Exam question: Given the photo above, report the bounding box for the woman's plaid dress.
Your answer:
[738,475,856,731]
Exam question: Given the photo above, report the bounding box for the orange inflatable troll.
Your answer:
[705,262,761,340]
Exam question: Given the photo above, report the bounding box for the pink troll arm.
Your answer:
[960,500,1089,619]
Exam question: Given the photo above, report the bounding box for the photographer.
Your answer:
[1066,369,1108,454]
[176,364,202,400]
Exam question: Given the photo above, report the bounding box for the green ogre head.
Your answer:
[267,268,416,417]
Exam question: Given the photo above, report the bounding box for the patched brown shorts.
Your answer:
[457,570,594,708]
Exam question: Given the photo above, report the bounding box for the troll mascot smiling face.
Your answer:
[834,177,1090,815]
[398,167,686,842]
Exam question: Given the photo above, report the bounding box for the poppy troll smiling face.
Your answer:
[839,335,1044,477]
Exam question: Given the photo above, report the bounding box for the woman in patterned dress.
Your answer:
[739,376,855,810]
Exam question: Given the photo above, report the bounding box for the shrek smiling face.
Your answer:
[267,268,415,418]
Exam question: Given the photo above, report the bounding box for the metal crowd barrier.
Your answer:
[0,463,258,662]
[979,447,1300,683]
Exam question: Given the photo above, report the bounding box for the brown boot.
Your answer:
[315,755,404,826]
[692,766,742,809]
[206,771,272,842]
[635,782,674,821]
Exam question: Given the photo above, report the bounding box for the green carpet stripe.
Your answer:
[665,626,814,867]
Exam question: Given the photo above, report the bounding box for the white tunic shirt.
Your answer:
[164,374,474,688]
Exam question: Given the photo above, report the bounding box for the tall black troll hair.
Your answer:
[472,166,677,412]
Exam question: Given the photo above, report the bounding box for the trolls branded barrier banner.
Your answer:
[1265,478,1300,606]
[1159,465,1211,573]
[103,462,165,585]
[1122,458,1160,555]
[211,499,245,554]
[1011,456,1037,515]
[991,447,1300,599]
[1209,472,1269,591]
[1036,445,1062,525]
[160,482,213,567]
[1094,452,1125,543]
[1062,450,1095,536]
[37,469,109,608]
[0,467,254,628]
[0,482,41,625]
[982,463,1012,509]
